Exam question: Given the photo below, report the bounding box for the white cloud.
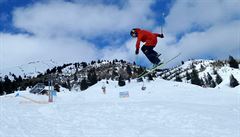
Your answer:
[0,0,156,70]
[102,0,240,68]
[0,33,98,68]
[101,39,136,62]
[171,20,240,61]
[13,0,155,37]
[155,0,240,67]
[165,0,240,35]
[1,0,239,71]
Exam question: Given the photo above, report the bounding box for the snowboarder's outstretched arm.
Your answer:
[135,33,142,55]
[136,38,141,50]
[154,33,164,38]
[135,38,141,55]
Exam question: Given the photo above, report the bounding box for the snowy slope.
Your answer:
[0,79,239,137]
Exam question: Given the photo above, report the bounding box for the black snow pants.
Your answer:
[141,45,160,65]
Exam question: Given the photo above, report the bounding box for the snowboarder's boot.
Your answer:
[153,59,164,68]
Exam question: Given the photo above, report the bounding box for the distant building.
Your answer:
[29,83,45,94]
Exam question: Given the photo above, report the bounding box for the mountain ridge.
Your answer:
[0,58,239,95]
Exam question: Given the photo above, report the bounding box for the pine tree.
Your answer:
[206,72,216,88]
[137,67,145,75]
[200,64,205,71]
[207,72,212,80]
[111,70,118,80]
[230,74,239,88]
[74,74,78,82]
[126,65,132,78]
[18,76,23,82]
[190,64,195,69]
[203,73,208,86]
[148,74,153,81]
[57,66,62,73]
[91,61,96,65]
[215,73,223,84]
[46,69,51,74]
[0,78,3,95]
[80,78,88,91]
[162,74,167,80]
[133,61,136,65]
[229,56,239,69]
[186,71,191,80]
[206,72,212,85]
[200,78,205,87]
[67,79,71,91]
[81,62,87,68]
[213,68,217,75]
[54,84,60,92]
[210,80,216,88]
[118,75,126,87]
[4,76,13,94]
[50,67,57,73]
[175,74,182,82]
[88,68,98,86]
[190,68,201,86]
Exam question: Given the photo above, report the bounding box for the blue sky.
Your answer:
[0,0,34,32]
[0,0,240,69]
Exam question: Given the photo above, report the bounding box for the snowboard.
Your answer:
[137,52,181,78]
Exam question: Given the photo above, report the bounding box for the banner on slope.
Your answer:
[119,91,129,98]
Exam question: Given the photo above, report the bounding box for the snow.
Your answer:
[167,60,240,89]
[217,66,240,87]
[1,78,239,137]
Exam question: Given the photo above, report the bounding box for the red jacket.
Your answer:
[135,28,160,50]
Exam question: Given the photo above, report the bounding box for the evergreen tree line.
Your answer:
[0,60,143,95]
[229,55,239,69]
[172,55,239,88]
[81,64,145,90]
[0,75,46,95]
[173,67,239,88]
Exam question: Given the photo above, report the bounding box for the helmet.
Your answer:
[130,28,138,37]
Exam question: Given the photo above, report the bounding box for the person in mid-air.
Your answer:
[130,28,164,66]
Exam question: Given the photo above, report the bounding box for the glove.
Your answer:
[159,34,164,38]
[135,49,139,55]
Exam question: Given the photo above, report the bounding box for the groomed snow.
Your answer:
[0,79,239,137]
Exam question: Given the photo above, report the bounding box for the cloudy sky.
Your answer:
[0,0,240,69]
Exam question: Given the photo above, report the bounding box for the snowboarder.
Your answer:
[130,28,164,66]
